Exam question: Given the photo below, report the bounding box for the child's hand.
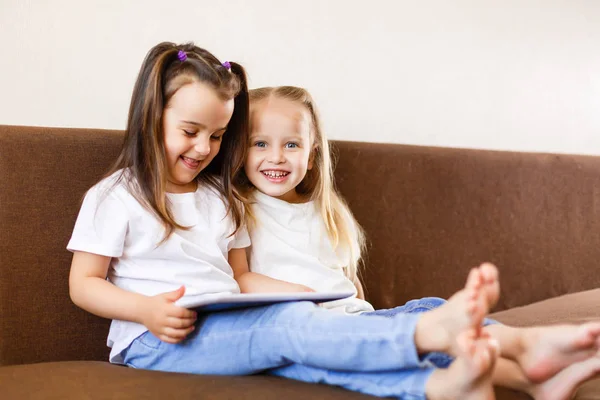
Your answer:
[140,286,197,344]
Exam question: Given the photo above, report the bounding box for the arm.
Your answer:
[69,251,197,343]
[229,247,315,293]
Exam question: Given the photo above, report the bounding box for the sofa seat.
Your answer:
[0,361,379,400]
[1,288,598,400]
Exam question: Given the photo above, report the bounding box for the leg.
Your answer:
[364,297,454,368]
[269,364,435,400]
[122,264,496,375]
[365,295,498,368]
[426,329,499,400]
[485,322,600,382]
[269,330,499,400]
[123,301,426,374]
[492,356,600,400]
[414,264,500,358]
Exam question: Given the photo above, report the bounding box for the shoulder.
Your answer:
[84,169,137,210]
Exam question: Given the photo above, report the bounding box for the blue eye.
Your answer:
[285,142,298,149]
[255,141,267,148]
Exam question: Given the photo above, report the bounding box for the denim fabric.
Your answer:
[363,297,498,368]
[122,301,432,398]
[363,297,454,368]
[268,363,433,400]
[122,298,498,399]
[266,296,501,399]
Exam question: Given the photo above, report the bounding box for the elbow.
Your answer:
[68,276,85,308]
[69,284,80,307]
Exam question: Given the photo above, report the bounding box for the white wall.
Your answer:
[1,0,599,154]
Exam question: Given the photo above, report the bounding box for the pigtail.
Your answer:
[101,42,250,244]
[222,62,250,235]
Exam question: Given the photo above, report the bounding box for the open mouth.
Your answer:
[261,170,290,182]
[181,156,201,169]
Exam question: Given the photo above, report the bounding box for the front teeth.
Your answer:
[263,171,289,178]
[183,156,199,164]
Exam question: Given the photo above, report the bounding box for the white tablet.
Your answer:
[177,291,355,312]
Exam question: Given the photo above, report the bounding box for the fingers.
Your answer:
[155,324,196,344]
[163,285,186,302]
[166,304,197,319]
[162,325,196,341]
[166,316,196,329]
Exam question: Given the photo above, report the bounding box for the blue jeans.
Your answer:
[269,297,498,399]
[122,298,495,399]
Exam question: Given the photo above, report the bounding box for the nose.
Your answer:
[193,136,211,156]
[267,146,285,164]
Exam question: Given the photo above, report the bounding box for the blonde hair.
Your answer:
[243,86,366,282]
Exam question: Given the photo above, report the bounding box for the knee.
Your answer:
[406,297,446,312]
[420,297,446,307]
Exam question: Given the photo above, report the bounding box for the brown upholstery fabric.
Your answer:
[1,125,599,399]
[0,361,379,400]
[332,141,600,312]
[0,125,121,365]
[490,289,600,327]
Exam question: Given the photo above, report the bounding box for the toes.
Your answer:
[466,267,483,290]
[479,263,499,283]
[473,345,490,370]
[584,322,600,337]
[479,262,500,305]
[488,338,500,359]
[576,324,600,348]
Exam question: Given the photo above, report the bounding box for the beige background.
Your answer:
[1,0,599,154]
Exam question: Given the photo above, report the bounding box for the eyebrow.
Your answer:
[249,133,305,142]
[181,120,227,132]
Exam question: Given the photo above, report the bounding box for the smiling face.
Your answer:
[162,81,234,193]
[245,96,314,203]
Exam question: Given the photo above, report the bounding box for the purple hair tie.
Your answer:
[222,61,231,70]
[177,50,187,62]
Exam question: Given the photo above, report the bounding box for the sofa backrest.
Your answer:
[1,126,120,365]
[332,140,600,313]
[2,125,600,365]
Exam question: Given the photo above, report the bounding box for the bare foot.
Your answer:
[528,356,600,400]
[517,322,600,383]
[479,262,500,316]
[426,330,499,400]
[415,263,500,356]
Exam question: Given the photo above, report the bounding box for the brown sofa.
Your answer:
[1,124,599,399]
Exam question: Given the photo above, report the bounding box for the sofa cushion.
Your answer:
[490,288,600,326]
[0,361,379,400]
[1,359,597,400]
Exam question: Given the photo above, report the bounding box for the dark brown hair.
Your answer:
[105,42,249,240]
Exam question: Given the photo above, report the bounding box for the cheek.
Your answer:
[244,150,258,168]
[163,132,182,157]
[210,141,222,156]
[298,152,312,166]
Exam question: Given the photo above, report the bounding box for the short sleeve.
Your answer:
[229,223,251,250]
[67,184,129,257]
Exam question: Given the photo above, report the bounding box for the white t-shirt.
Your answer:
[248,191,374,314]
[67,170,250,363]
